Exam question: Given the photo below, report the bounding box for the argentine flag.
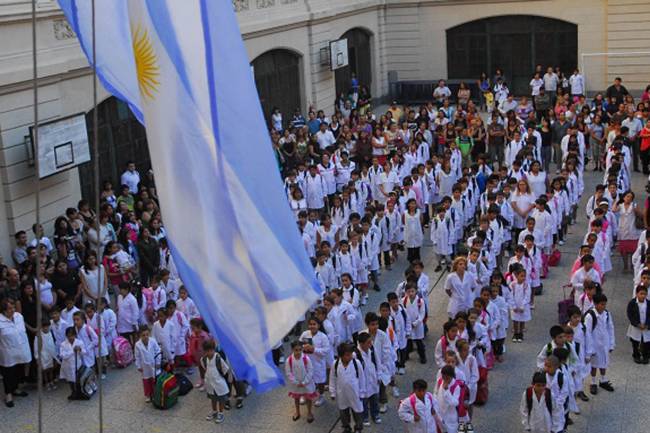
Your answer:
[57,0,321,390]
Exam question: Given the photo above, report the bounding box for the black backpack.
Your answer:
[334,358,360,378]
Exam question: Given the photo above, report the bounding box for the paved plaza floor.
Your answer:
[2,167,648,433]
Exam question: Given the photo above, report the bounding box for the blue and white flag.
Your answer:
[57,0,322,391]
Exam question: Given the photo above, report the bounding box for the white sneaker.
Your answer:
[206,412,217,421]
[278,356,285,364]
[392,387,400,398]
[363,420,371,427]
[215,413,225,424]
[374,417,382,424]
[379,404,388,413]
[144,397,151,403]
[559,240,565,246]
[101,374,107,380]
[397,368,406,375]
[360,298,367,306]
[314,396,325,407]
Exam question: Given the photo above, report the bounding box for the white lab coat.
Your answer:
[152,287,167,311]
[50,318,70,356]
[342,286,363,334]
[0,312,32,367]
[404,210,424,248]
[116,293,140,334]
[169,310,190,356]
[390,305,410,350]
[59,338,85,382]
[305,174,326,209]
[134,338,161,379]
[519,389,554,433]
[176,296,200,319]
[434,379,460,433]
[458,354,479,404]
[584,308,615,369]
[444,272,476,317]
[76,324,98,367]
[509,281,532,322]
[152,319,177,362]
[299,330,330,384]
[546,371,568,432]
[356,346,380,398]
[431,216,452,256]
[86,314,109,357]
[403,295,426,340]
[369,329,392,385]
[202,353,230,397]
[285,353,316,395]
[329,358,366,412]
[398,392,442,433]
[433,336,458,368]
[33,330,58,369]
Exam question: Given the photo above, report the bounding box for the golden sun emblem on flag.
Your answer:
[131,25,160,100]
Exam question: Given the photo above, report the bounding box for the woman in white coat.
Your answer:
[300,316,330,406]
[444,257,477,318]
[0,300,32,407]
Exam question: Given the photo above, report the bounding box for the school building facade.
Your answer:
[0,0,648,259]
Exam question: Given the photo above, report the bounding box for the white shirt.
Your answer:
[569,74,585,95]
[135,338,161,379]
[316,129,336,150]
[0,313,32,367]
[120,169,141,194]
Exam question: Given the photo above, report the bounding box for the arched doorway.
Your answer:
[79,97,151,200]
[446,16,577,95]
[252,49,302,129]
[335,28,372,100]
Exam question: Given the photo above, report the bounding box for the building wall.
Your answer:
[0,0,646,262]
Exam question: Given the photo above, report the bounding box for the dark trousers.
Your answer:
[631,337,650,359]
[492,338,505,356]
[406,338,426,362]
[378,382,388,404]
[380,251,391,268]
[397,348,407,368]
[641,148,650,174]
[362,394,380,421]
[631,138,640,171]
[0,364,25,395]
[340,407,363,431]
[407,248,421,263]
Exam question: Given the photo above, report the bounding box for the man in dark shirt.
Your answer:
[487,113,506,168]
[552,113,570,172]
[606,77,629,107]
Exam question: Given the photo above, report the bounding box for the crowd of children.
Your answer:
[2,79,650,432]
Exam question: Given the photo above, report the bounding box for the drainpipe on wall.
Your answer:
[303,0,318,110]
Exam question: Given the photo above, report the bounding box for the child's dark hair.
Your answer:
[412,379,428,391]
[202,339,216,352]
[165,299,177,309]
[441,365,455,378]
[65,326,77,338]
[443,320,457,335]
[365,312,379,325]
[337,342,354,357]
[531,371,546,385]
[553,347,569,362]
[290,340,303,350]
[139,325,150,334]
[357,332,371,344]
[593,293,607,304]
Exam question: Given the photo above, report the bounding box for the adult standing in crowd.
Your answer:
[0,299,31,408]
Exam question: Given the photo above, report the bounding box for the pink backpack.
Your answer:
[113,336,134,368]
[142,288,155,323]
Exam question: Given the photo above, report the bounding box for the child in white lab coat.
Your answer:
[403,284,427,364]
[72,311,98,369]
[543,355,569,433]
[152,307,176,365]
[431,206,452,272]
[398,379,443,433]
[116,281,140,346]
[84,302,109,378]
[34,319,59,390]
[176,286,200,319]
[49,308,69,358]
[434,320,459,368]
[166,300,191,371]
[356,332,382,426]
[134,326,161,402]
[59,327,86,399]
[584,293,615,395]
[285,341,317,423]
[520,372,554,433]
[201,339,230,424]
[509,265,531,342]
[566,307,590,402]
[433,365,461,433]
[329,343,366,433]
[299,316,330,407]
